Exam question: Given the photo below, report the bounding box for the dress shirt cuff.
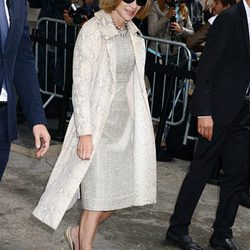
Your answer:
[197,116,212,118]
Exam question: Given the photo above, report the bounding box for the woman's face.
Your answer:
[114,0,142,23]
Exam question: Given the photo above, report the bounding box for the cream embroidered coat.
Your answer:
[33,10,156,230]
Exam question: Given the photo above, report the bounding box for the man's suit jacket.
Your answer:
[0,0,46,141]
[191,1,250,127]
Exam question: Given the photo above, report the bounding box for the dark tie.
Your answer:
[0,0,8,52]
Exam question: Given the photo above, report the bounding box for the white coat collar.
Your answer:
[94,10,141,39]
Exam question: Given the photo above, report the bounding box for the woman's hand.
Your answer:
[77,135,93,160]
[170,22,183,33]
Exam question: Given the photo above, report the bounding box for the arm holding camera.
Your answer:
[64,0,96,26]
[64,9,74,25]
[170,12,193,39]
[148,1,175,36]
[166,7,176,20]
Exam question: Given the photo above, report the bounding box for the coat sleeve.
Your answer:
[186,22,211,51]
[72,25,96,137]
[190,12,232,117]
[13,5,47,127]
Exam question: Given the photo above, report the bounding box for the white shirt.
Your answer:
[243,0,250,41]
[208,15,217,25]
[0,0,10,102]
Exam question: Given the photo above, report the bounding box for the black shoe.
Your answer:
[209,236,242,250]
[240,190,250,208]
[164,229,203,250]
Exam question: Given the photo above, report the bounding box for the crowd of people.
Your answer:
[1,0,250,249]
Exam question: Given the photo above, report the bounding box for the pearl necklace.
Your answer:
[111,17,128,37]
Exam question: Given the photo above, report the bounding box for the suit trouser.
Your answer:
[246,138,250,190]
[0,104,11,181]
[169,102,250,239]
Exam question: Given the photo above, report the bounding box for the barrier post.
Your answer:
[54,48,73,141]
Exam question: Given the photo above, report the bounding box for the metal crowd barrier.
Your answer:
[33,18,79,104]
[142,35,194,155]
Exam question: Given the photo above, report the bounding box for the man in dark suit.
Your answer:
[164,0,250,249]
[0,0,50,181]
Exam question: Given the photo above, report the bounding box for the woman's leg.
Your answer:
[70,212,86,250]
[79,211,112,250]
[71,210,112,250]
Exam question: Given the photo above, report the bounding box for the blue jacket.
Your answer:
[0,0,47,141]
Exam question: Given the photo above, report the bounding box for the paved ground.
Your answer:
[0,122,250,250]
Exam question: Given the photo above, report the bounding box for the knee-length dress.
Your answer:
[81,29,136,210]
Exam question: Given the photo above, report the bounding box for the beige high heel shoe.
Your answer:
[64,226,74,250]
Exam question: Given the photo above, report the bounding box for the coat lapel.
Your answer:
[128,24,149,107]
[130,31,145,86]
[94,11,118,85]
[106,39,117,86]
[240,1,250,61]
[4,0,15,53]
[128,22,143,74]
[0,29,2,54]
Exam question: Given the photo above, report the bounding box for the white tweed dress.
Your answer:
[81,29,136,210]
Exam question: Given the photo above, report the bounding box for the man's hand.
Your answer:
[63,10,74,25]
[197,116,213,141]
[33,124,51,158]
[77,135,93,160]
